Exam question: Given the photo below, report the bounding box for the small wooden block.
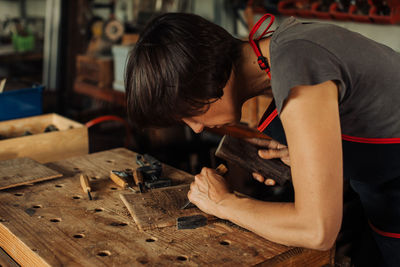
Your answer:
[177,215,207,230]
[0,157,62,190]
[120,184,215,231]
[215,135,291,185]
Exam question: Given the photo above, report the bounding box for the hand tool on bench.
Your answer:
[136,154,172,190]
[215,135,291,186]
[132,169,144,193]
[110,170,137,193]
[177,214,208,230]
[80,174,93,200]
[181,164,228,210]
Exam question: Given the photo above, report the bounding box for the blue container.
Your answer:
[0,86,43,121]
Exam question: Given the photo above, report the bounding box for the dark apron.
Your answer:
[258,100,400,267]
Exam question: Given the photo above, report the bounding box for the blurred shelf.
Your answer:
[0,50,43,62]
[74,81,126,106]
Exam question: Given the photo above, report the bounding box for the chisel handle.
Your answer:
[215,164,228,176]
[133,169,144,185]
[80,174,91,193]
[133,169,145,193]
[110,171,128,188]
[80,174,93,200]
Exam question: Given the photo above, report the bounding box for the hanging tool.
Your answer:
[80,174,93,200]
[104,19,124,42]
[109,170,137,193]
[181,164,228,210]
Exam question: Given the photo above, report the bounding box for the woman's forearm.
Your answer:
[217,194,336,250]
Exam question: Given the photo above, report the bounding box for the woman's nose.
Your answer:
[183,119,204,133]
[189,122,204,133]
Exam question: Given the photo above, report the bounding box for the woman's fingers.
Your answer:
[252,173,276,186]
[247,138,290,165]
[189,167,232,209]
[193,174,208,193]
[252,172,264,183]
[246,138,287,150]
[258,147,289,159]
[264,178,276,186]
[246,138,273,147]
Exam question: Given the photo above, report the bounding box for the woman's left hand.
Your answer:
[187,167,232,218]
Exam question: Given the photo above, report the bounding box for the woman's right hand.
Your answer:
[246,138,290,186]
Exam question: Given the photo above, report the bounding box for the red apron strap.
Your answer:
[248,13,275,79]
[369,221,400,239]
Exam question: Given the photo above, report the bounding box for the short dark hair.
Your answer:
[125,12,242,128]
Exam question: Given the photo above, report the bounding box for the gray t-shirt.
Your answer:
[270,17,400,138]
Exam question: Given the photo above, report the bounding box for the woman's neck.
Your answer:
[234,38,272,105]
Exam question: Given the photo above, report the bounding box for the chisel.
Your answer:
[181,164,228,209]
[110,170,137,193]
[133,169,145,193]
[80,174,93,200]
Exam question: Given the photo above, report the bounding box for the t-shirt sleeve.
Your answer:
[270,39,347,114]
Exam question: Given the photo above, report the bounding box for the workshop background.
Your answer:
[2,0,400,173]
[1,0,400,265]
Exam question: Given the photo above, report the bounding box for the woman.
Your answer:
[125,13,400,266]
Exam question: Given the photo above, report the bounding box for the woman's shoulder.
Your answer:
[271,17,354,48]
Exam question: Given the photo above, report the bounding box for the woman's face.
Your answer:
[182,71,241,133]
[182,103,239,133]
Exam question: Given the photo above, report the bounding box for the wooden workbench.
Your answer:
[0,148,334,266]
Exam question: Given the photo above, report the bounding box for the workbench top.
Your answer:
[0,148,334,266]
